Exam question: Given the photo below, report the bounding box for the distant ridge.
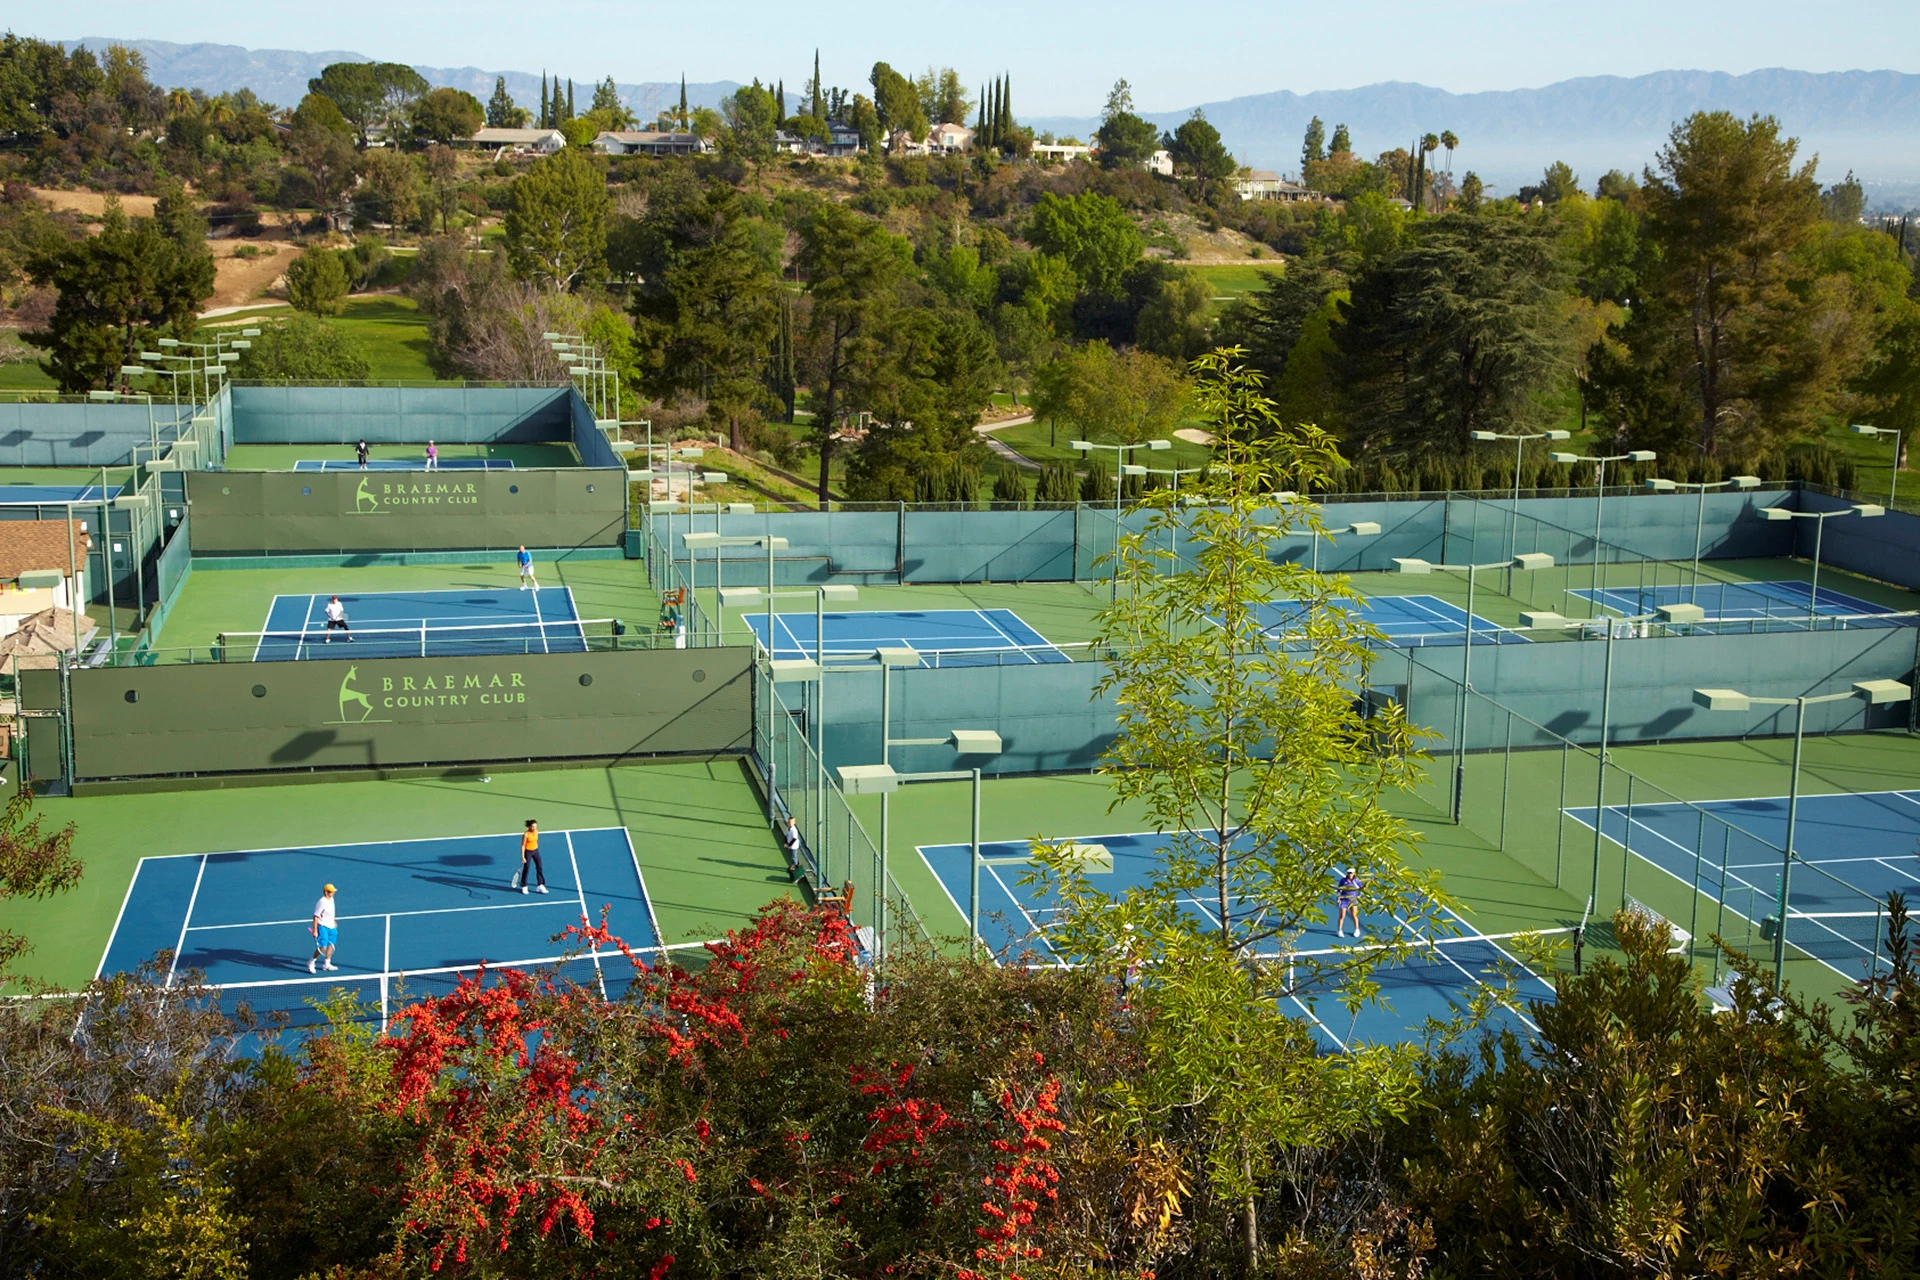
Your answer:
[54,36,740,122]
[1027,68,1920,199]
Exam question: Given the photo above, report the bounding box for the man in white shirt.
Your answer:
[783,816,803,877]
[323,595,352,642]
[308,883,339,973]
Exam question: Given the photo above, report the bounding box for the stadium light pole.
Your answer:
[838,728,1004,962]
[1549,448,1657,613]
[1760,503,1885,624]
[1393,552,1555,821]
[1693,679,1912,981]
[1643,475,1763,603]
[1072,438,1172,603]
[1851,424,1903,509]
[1470,428,1570,562]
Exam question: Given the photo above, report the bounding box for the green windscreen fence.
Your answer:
[184,468,628,553]
[24,646,754,779]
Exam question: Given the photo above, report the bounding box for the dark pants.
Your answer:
[518,850,546,887]
[324,618,351,641]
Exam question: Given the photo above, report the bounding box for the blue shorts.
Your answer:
[316,925,337,948]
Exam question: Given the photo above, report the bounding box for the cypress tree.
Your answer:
[540,72,549,127]
[813,50,824,120]
[992,465,1028,509]
[976,92,986,139]
[566,79,575,122]
[678,74,688,129]
[1002,74,1012,143]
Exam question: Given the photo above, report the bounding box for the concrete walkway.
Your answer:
[975,415,1040,470]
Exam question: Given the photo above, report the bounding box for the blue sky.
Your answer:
[42,0,1913,116]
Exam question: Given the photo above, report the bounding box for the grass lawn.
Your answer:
[1821,417,1908,509]
[0,361,57,391]
[989,419,1214,473]
[212,295,441,382]
[1183,262,1284,302]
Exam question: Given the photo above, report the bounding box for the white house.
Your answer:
[927,121,973,153]
[470,127,566,155]
[1236,170,1315,202]
[1147,149,1174,177]
[1030,143,1093,163]
[593,130,711,156]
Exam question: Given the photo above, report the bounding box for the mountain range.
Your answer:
[56,37,742,125]
[51,39,1920,205]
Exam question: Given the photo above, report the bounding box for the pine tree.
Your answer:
[1080,461,1115,503]
[992,465,1028,508]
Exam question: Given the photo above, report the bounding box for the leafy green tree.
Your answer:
[1518,160,1581,205]
[1629,111,1829,458]
[1032,351,1445,1265]
[503,148,608,290]
[24,198,214,391]
[1078,458,1114,502]
[285,247,350,315]
[991,464,1029,508]
[1096,98,1161,170]
[356,148,423,228]
[1033,340,1188,444]
[485,76,525,128]
[233,313,372,380]
[285,111,359,230]
[912,66,971,126]
[868,62,926,146]
[410,86,483,145]
[1024,192,1143,297]
[1301,116,1327,170]
[1338,213,1574,452]
[1134,270,1216,361]
[630,186,782,453]
[1033,460,1077,502]
[1215,258,1341,388]
[721,80,779,160]
[1165,111,1236,188]
[845,93,882,151]
[309,60,426,148]
[850,303,1001,501]
[1457,170,1484,212]
[1824,169,1866,224]
[797,203,910,504]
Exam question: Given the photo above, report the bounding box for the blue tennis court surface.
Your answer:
[1566,790,1920,977]
[1253,593,1529,648]
[917,831,1560,1049]
[246,587,586,661]
[292,459,514,471]
[742,608,1070,666]
[1570,580,1908,626]
[0,484,123,504]
[97,828,659,1032]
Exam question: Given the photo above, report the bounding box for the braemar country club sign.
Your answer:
[329,664,529,724]
[348,477,480,513]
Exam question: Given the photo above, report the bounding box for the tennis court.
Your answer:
[1565,789,1920,978]
[1254,593,1530,648]
[292,459,515,472]
[96,827,660,1030]
[916,830,1561,1049]
[742,607,1071,666]
[241,587,591,661]
[0,483,123,504]
[1570,580,1909,626]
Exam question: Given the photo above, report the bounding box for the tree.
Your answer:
[1518,160,1581,205]
[721,80,779,160]
[1417,133,1439,210]
[291,90,352,140]
[24,198,214,392]
[912,66,970,126]
[410,86,483,145]
[1024,191,1143,297]
[1165,111,1236,188]
[1824,170,1866,224]
[233,313,372,380]
[285,248,350,315]
[1440,128,1459,174]
[286,112,359,230]
[1458,170,1484,213]
[485,76,525,128]
[1096,111,1161,170]
[991,464,1028,508]
[423,144,460,233]
[1329,122,1350,153]
[797,203,909,505]
[1033,341,1188,444]
[1301,116,1327,171]
[309,60,426,148]
[0,792,79,976]
[1134,270,1215,361]
[503,148,608,290]
[1031,354,1441,1264]
[629,186,783,453]
[1338,213,1575,453]
[357,147,423,228]
[869,62,926,146]
[1215,259,1341,389]
[848,304,1000,501]
[1630,111,1828,458]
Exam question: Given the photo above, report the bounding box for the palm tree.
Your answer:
[166,86,196,119]
[1440,130,1459,176]
[1418,133,1439,211]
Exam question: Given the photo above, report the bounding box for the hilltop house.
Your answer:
[1236,170,1314,201]
[592,130,712,156]
[469,127,566,155]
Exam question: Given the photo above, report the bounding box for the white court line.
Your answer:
[1394,911,1545,1034]
[976,609,1036,664]
[984,862,1064,963]
[620,827,670,969]
[914,845,976,943]
[165,856,208,988]
[529,585,549,654]
[213,953,589,992]
[564,831,605,999]
[1285,993,1349,1051]
[184,898,579,932]
[123,825,630,863]
[560,585,587,648]
[94,860,148,980]
[774,611,810,660]
[382,915,391,1025]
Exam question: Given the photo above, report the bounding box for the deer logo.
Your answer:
[353,477,380,514]
[337,666,375,723]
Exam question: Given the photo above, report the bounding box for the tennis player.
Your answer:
[308,883,339,973]
[355,439,370,468]
[783,815,803,877]
[425,440,439,471]
[1335,867,1364,938]
[514,819,549,894]
[322,594,352,642]
[517,545,538,590]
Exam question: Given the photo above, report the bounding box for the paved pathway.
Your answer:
[975,415,1040,470]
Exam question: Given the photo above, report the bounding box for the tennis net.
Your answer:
[219,617,621,661]
[1276,925,1577,987]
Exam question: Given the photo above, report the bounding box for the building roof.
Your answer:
[595,130,698,144]
[1245,169,1281,183]
[0,520,90,581]
[929,122,972,138]
[472,128,564,144]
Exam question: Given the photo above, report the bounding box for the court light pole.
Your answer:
[1693,679,1912,980]
[1851,424,1903,509]
[1469,428,1571,561]
[839,728,1003,962]
[1643,475,1762,603]
[1269,521,1382,572]
[1071,438,1172,603]
[682,532,789,656]
[721,584,858,663]
[1759,503,1884,624]
[1393,553,1555,822]
[1548,448,1657,612]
